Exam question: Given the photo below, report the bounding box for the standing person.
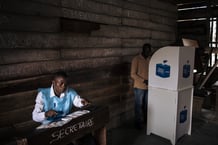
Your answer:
[32,71,96,145]
[131,43,152,129]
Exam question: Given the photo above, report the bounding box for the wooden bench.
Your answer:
[0,75,52,145]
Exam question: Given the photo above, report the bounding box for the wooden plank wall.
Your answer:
[177,0,218,47]
[177,0,208,47]
[0,0,177,134]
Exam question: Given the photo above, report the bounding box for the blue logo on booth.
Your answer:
[183,60,190,78]
[156,60,170,78]
[180,106,187,123]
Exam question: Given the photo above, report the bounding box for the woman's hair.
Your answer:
[53,71,68,80]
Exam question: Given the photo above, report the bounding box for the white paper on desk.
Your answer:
[36,110,90,129]
[66,110,90,118]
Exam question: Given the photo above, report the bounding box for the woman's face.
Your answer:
[52,76,67,96]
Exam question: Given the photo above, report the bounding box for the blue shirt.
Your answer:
[32,85,84,124]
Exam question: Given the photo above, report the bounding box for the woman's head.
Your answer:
[52,71,68,97]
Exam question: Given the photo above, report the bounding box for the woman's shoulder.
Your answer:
[67,88,78,94]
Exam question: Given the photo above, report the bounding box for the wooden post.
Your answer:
[216,87,218,119]
[17,138,28,145]
[94,127,107,145]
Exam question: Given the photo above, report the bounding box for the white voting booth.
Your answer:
[146,46,195,145]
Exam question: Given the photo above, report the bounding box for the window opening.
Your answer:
[209,17,218,67]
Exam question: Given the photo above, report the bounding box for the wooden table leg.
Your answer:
[94,127,106,145]
[216,87,218,120]
[17,138,28,145]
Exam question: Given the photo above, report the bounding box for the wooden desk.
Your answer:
[16,105,109,145]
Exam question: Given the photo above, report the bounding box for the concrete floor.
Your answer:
[107,109,218,145]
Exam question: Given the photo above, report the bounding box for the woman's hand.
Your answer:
[81,99,91,106]
[45,110,57,117]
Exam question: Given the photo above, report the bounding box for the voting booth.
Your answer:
[146,46,195,145]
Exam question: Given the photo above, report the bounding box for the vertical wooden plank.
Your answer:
[216,87,218,119]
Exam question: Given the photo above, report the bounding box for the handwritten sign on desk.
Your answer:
[49,117,94,144]
[26,106,109,145]
[35,110,92,144]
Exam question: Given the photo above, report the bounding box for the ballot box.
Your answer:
[146,46,195,145]
[149,46,195,90]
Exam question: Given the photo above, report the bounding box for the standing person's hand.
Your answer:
[143,80,148,85]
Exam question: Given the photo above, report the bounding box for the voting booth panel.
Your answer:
[149,46,195,91]
[147,46,195,145]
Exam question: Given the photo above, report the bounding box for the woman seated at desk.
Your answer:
[32,71,96,145]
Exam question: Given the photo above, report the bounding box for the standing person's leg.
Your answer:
[134,88,144,129]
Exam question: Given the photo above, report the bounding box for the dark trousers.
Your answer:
[134,88,148,128]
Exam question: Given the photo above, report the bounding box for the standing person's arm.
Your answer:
[131,57,144,82]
